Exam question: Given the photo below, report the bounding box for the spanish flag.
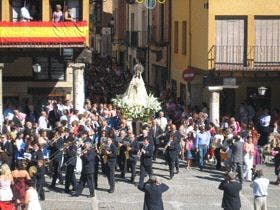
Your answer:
[0,21,87,44]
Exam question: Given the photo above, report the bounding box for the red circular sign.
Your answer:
[182,68,195,82]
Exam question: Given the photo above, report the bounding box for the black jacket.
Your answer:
[219,180,242,210]
[1,141,13,157]
[140,144,153,166]
[166,141,177,161]
[48,109,62,128]
[107,143,118,166]
[139,182,169,210]
[31,150,44,164]
[64,144,77,166]
[81,149,96,174]
[50,137,64,162]
[129,140,140,161]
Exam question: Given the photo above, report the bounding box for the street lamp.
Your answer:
[32,63,41,73]
[258,86,267,96]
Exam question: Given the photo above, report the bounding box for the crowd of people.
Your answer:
[86,54,132,103]
[0,96,279,210]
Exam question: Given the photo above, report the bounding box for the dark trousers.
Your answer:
[214,148,221,170]
[175,154,179,172]
[36,183,45,200]
[139,163,153,187]
[168,157,176,178]
[128,159,137,181]
[75,173,95,196]
[51,159,63,187]
[153,144,159,160]
[118,155,127,175]
[259,127,270,146]
[233,162,243,183]
[65,165,77,191]
[106,162,116,190]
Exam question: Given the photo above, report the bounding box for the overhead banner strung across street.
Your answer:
[0,21,88,43]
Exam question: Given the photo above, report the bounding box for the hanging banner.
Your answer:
[0,21,88,44]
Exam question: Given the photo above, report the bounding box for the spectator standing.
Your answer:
[25,179,42,210]
[243,136,255,181]
[156,111,168,132]
[21,3,33,22]
[195,125,210,171]
[231,136,244,184]
[252,169,269,210]
[0,164,14,210]
[52,4,63,22]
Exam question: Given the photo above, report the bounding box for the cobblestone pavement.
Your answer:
[42,159,280,210]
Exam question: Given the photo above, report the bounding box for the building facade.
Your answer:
[0,0,90,123]
[171,0,280,122]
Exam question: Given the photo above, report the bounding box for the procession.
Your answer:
[0,61,279,210]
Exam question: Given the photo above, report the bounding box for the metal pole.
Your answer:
[147,7,150,92]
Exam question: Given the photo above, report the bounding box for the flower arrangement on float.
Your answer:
[112,93,161,122]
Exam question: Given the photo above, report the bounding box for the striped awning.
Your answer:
[0,21,88,46]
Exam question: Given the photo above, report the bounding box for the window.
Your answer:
[182,21,187,55]
[174,21,178,53]
[34,57,65,81]
[50,0,82,21]
[10,0,42,21]
[10,0,23,22]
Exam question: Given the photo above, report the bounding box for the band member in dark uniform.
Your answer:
[64,137,77,194]
[105,138,118,193]
[117,130,129,178]
[149,119,163,161]
[165,135,177,179]
[74,142,96,198]
[49,130,64,189]
[30,142,44,166]
[138,137,154,188]
[127,134,140,183]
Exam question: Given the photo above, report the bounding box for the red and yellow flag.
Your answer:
[0,21,88,43]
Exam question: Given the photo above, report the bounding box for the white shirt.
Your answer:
[38,116,48,130]
[21,7,32,21]
[260,115,271,127]
[252,177,269,197]
[156,117,168,132]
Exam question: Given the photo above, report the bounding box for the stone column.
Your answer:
[208,86,223,126]
[0,63,3,130]
[70,63,85,113]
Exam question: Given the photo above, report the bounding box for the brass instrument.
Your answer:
[102,144,110,164]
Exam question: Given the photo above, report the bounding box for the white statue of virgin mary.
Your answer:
[122,63,148,106]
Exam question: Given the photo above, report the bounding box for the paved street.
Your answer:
[42,159,280,210]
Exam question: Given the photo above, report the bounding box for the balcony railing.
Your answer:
[209,45,280,71]
[126,31,148,48]
[0,21,88,48]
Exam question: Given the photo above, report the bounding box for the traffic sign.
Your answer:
[182,68,195,82]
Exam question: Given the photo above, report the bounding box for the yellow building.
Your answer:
[0,0,90,121]
[171,0,280,121]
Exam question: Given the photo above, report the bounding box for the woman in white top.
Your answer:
[25,180,41,210]
[0,164,14,208]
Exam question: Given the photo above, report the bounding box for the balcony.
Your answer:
[0,21,88,48]
[126,31,148,48]
[209,45,280,71]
